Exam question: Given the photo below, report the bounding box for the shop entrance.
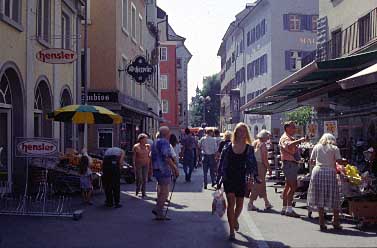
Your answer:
[0,108,11,191]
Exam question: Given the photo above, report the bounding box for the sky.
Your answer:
[157,0,255,102]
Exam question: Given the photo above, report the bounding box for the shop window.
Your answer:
[37,0,51,44]
[98,128,113,148]
[160,47,167,61]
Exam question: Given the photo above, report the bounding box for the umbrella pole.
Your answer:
[84,124,88,148]
[83,0,88,149]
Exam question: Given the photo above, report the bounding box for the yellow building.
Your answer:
[0,0,84,192]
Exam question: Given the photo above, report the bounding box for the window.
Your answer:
[289,15,300,31]
[359,13,372,47]
[34,113,42,137]
[331,29,342,58]
[312,15,318,32]
[61,12,71,49]
[37,0,51,44]
[177,58,182,68]
[122,0,128,32]
[131,3,136,40]
[139,14,143,47]
[162,100,169,113]
[2,0,21,24]
[98,128,113,148]
[160,75,168,89]
[285,50,302,71]
[160,47,167,61]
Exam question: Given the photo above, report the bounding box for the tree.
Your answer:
[189,74,221,127]
[285,106,313,133]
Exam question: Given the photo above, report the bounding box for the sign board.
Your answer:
[324,120,338,138]
[87,91,118,103]
[36,48,77,64]
[16,138,59,158]
[126,56,154,84]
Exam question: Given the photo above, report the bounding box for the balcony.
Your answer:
[303,7,377,67]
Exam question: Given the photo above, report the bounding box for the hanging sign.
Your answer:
[324,120,338,138]
[36,48,77,64]
[126,56,154,84]
[15,138,59,158]
[87,91,119,103]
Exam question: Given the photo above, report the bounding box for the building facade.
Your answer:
[86,0,160,159]
[218,0,318,137]
[158,9,190,138]
[176,42,192,131]
[0,0,84,191]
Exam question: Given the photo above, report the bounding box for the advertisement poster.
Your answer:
[307,123,318,138]
[324,120,338,138]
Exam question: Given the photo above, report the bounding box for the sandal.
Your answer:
[248,203,259,211]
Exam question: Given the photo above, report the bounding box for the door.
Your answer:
[0,108,11,192]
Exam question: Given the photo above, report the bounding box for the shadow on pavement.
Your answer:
[235,232,289,248]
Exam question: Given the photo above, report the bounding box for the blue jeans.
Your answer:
[183,149,194,181]
[202,154,216,185]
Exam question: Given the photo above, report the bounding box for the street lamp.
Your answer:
[199,96,211,126]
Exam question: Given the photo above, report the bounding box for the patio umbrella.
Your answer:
[47,104,122,124]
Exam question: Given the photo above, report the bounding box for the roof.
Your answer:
[338,62,377,90]
[168,24,186,41]
[241,50,377,114]
[157,6,166,19]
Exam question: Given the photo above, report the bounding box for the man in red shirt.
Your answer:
[279,121,306,217]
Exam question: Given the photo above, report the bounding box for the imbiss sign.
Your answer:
[16,138,59,158]
[36,48,77,64]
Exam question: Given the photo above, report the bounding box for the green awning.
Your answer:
[241,50,377,114]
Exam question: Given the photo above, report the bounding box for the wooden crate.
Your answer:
[348,200,377,225]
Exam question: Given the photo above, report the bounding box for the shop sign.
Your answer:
[324,120,338,138]
[15,138,59,158]
[36,48,77,64]
[87,91,118,103]
[126,56,154,84]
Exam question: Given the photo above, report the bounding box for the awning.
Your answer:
[241,50,377,114]
[338,63,377,90]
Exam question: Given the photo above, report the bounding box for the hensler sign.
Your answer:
[36,48,78,64]
[16,138,59,158]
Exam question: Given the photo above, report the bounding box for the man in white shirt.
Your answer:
[199,129,218,189]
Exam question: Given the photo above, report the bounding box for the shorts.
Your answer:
[223,181,245,198]
[153,169,171,186]
[282,161,298,182]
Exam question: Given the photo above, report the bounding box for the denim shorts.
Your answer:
[282,161,298,182]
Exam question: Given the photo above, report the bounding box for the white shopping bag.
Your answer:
[212,189,226,218]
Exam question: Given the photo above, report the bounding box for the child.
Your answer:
[79,156,93,205]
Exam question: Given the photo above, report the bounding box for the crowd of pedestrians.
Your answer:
[76,120,346,240]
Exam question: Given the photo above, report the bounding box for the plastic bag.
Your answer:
[212,189,226,218]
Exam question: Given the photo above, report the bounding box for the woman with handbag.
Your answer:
[307,133,343,231]
[217,123,258,241]
[248,130,273,211]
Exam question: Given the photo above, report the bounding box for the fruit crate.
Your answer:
[348,199,377,229]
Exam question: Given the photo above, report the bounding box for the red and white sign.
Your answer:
[36,48,77,64]
[16,138,59,157]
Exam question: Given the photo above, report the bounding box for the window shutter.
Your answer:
[256,24,261,40]
[247,31,250,46]
[251,61,255,80]
[283,14,289,30]
[300,15,306,31]
[251,28,256,43]
[261,19,266,36]
[285,51,291,70]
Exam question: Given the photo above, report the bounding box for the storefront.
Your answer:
[0,62,25,192]
[86,91,158,162]
[241,50,377,162]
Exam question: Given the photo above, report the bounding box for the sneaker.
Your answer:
[280,210,286,215]
[212,183,216,188]
[286,210,301,218]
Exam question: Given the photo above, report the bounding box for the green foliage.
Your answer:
[285,106,313,128]
[189,74,221,127]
